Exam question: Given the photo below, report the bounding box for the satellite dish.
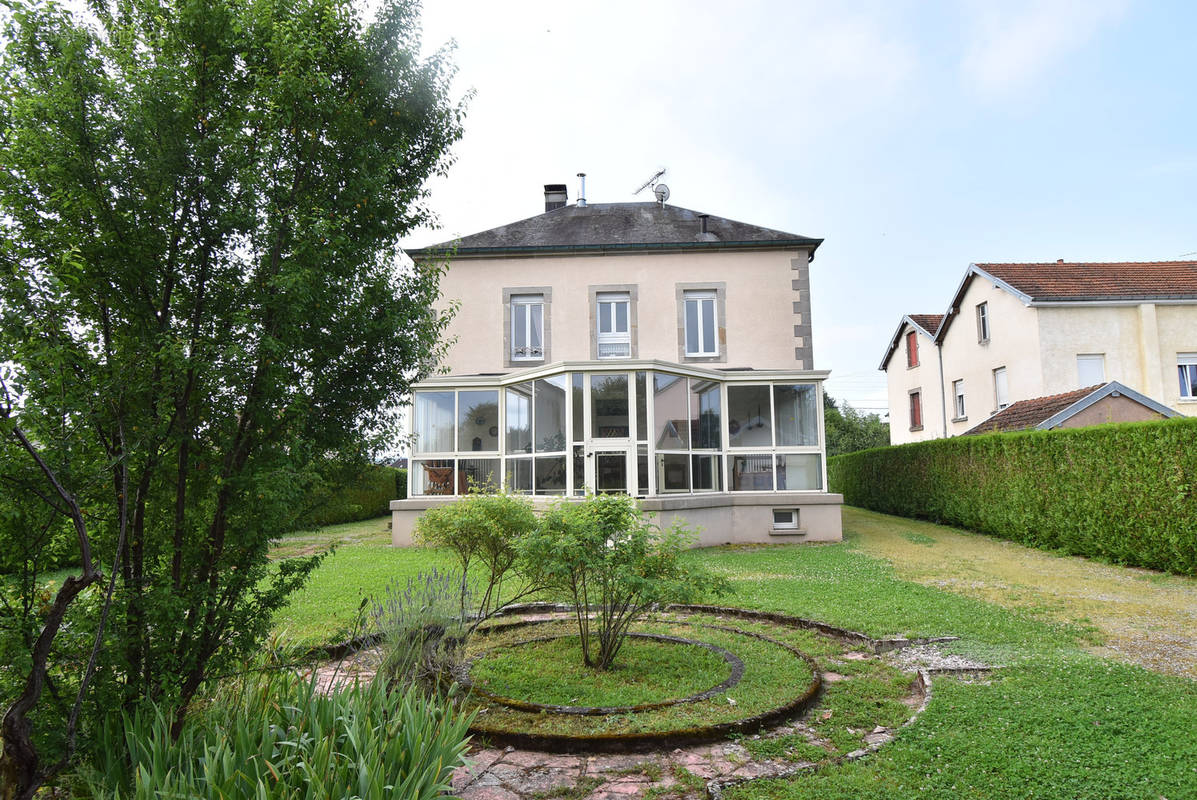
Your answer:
[653,184,670,203]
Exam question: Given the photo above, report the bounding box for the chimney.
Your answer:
[543,184,567,212]
[1057,258,1064,264]
[577,172,587,208]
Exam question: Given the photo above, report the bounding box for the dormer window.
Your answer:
[596,292,631,358]
[510,294,544,361]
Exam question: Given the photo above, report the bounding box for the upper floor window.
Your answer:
[684,290,717,356]
[953,379,966,419]
[510,294,544,361]
[993,366,1009,410]
[596,292,631,358]
[905,330,919,368]
[909,390,923,431]
[1179,354,1197,399]
[976,302,990,343]
[1077,354,1105,387]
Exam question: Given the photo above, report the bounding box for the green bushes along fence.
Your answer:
[828,418,1197,575]
[296,466,406,529]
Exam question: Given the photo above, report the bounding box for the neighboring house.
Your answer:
[390,183,843,546]
[881,260,1197,445]
[961,381,1178,435]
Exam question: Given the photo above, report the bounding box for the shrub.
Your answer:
[296,465,404,529]
[370,568,471,689]
[414,490,540,624]
[86,672,471,800]
[519,494,730,670]
[828,417,1197,575]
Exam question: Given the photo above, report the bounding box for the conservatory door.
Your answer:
[587,446,634,495]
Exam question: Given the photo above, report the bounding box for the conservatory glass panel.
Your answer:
[727,385,772,448]
[656,453,690,493]
[412,459,455,496]
[534,456,567,495]
[729,453,774,491]
[414,392,455,453]
[691,454,722,492]
[773,384,818,446]
[458,458,500,492]
[457,390,499,452]
[505,383,532,454]
[653,373,689,449]
[775,454,822,490]
[507,457,532,493]
[534,376,568,452]
[691,379,721,449]
[591,374,629,438]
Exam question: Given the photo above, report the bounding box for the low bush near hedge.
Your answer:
[828,418,1197,575]
[296,465,405,529]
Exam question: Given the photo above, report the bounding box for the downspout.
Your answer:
[937,340,948,438]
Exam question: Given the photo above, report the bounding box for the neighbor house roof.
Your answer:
[962,381,1178,435]
[878,313,945,371]
[975,260,1197,303]
[935,260,1197,342]
[406,202,823,259]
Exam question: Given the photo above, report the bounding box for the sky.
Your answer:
[399,0,1197,417]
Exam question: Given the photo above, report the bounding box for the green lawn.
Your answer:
[272,510,1197,798]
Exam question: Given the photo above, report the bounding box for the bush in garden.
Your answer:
[828,417,1197,575]
[85,672,472,800]
[370,568,471,690]
[413,490,541,624]
[519,494,730,670]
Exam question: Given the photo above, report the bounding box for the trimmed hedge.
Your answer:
[296,466,406,529]
[828,418,1197,576]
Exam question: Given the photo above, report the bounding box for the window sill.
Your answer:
[951,416,968,423]
[909,425,924,432]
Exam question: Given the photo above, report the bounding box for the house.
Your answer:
[961,381,1179,435]
[390,183,843,546]
[881,260,1197,444]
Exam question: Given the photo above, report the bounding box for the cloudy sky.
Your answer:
[402,0,1196,416]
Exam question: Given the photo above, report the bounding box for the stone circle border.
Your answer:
[464,609,823,753]
[459,631,745,716]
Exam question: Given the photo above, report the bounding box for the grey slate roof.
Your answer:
[407,203,822,258]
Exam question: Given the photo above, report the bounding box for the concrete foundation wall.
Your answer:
[390,492,843,548]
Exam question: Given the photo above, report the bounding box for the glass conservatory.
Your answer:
[406,361,827,500]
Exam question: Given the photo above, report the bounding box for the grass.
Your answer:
[466,616,817,736]
[273,510,1197,797]
[469,634,731,707]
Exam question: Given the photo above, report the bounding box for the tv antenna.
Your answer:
[634,168,669,206]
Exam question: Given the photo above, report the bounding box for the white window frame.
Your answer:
[510,294,544,362]
[772,508,798,530]
[1077,354,1105,387]
[1179,353,1197,399]
[993,366,1009,411]
[596,292,631,359]
[976,302,990,343]
[953,379,966,419]
[684,290,718,357]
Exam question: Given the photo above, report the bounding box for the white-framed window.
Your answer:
[976,302,990,342]
[1077,354,1105,387]
[1179,353,1197,399]
[510,294,544,361]
[596,292,631,358]
[684,290,717,356]
[772,508,798,530]
[953,379,966,419]
[993,366,1009,410]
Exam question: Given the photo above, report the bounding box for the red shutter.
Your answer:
[910,391,922,428]
[906,331,918,367]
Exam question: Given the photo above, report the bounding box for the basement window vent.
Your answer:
[772,509,798,530]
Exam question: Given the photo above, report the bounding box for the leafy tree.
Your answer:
[520,494,729,670]
[0,0,463,794]
[824,394,890,457]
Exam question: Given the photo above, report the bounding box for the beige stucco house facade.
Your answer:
[881,260,1197,444]
[390,184,843,546]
